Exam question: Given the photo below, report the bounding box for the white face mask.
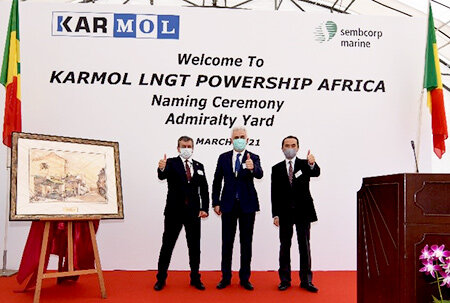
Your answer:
[179,148,193,159]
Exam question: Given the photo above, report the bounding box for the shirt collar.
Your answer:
[179,156,193,164]
[233,149,246,158]
[285,157,296,165]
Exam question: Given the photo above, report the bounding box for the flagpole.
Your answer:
[1,0,19,277]
[416,89,425,170]
[1,147,16,277]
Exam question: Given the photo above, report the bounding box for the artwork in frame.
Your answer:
[10,132,124,220]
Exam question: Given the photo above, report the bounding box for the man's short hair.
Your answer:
[178,136,194,147]
[231,126,247,136]
[282,136,299,148]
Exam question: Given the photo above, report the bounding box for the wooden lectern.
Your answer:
[357,174,450,303]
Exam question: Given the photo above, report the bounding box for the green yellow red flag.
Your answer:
[0,0,21,147]
[423,4,448,159]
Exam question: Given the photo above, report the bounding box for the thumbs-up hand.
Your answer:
[158,154,167,170]
[307,149,315,165]
[245,153,254,171]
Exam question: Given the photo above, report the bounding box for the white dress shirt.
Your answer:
[285,157,315,174]
[232,149,246,174]
[180,156,193,173]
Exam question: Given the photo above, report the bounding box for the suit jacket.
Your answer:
[212,150,263,213]
[158,156,209,216]
[271,157,320,222]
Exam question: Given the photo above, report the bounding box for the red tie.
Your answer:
[185,160,192,182]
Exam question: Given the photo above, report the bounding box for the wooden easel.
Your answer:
[33,217,106,303]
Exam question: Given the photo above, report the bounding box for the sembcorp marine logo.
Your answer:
[52,12,179,39]
[314,21,337,43]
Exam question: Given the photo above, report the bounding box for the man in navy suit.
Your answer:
[271,136,320,292]
[212,126,263,290]
[154,136,209,291]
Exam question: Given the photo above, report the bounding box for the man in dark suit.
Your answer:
[154,136,209,291]
[212,126,263,291]
[271,135,320,292]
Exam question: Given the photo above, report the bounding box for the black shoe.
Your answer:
[240,280,254,291]
[190,280,206,290]
[300,282,318,293]
[154,280,165,291]
[278,281,291,291]
[216,279,231,289]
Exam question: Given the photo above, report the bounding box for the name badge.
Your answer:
[197,170,204,176]
[294,170,302,178]
[242,163,247,169]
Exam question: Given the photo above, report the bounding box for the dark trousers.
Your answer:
[156,212,201,282]
[278,214,312,284]
[221,201,255,282]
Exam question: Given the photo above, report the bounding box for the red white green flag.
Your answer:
[424,4,448,159]
[0,0,21,147]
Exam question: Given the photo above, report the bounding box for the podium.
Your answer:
[357,174,450,303]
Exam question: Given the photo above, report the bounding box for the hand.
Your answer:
[214,206,222,216]
[199,211,208,218]
[273,217,279,227]
[158,154,167,170]
[245,153,254,171]
[307,150,315,165]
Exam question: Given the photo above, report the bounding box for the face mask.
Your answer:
[179,148,193,159]
[233,138,247,152]
[283,148,297,159]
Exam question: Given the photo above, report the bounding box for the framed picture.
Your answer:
[10,132,124,220]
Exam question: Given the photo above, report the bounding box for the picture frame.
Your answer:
[10,132,124,220]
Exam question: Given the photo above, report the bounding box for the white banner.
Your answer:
[1,2,429,271]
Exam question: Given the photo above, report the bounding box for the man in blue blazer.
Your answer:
[154,136,209,291]
[212,126,263,290]
[271,136,320,292]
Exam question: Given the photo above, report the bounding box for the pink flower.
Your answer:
[431,245,450,263]
[441,258,450,274]
[420,259,441,278]
[420,245,433,260]
[440,272,450,288]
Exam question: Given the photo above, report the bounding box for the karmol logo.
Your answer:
[52,12,179,39]
[314,21,337,43]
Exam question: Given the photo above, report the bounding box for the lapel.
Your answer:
[192,160,199,176]
[175,156,188,182]
[280,160,289,183]
[242,151,248,163]
[226,150,234,175]
[294,157,304,175]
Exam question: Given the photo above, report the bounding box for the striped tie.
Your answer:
[185,160,192,182]
[288,161,293,185]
